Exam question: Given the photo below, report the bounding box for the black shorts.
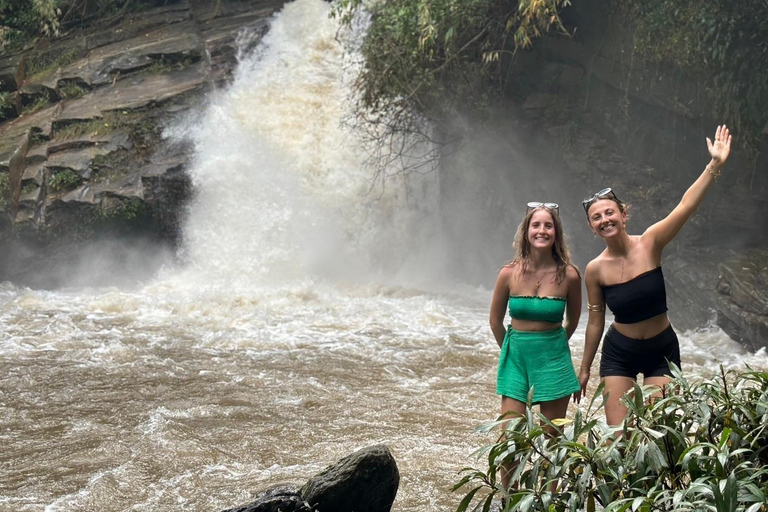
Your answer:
[600,324,681,379]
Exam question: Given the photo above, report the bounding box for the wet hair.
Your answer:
[511,206,577,284]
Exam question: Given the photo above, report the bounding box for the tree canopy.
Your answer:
[332,0,571,176]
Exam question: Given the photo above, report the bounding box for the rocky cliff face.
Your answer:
[0,0,286,287]
[716,250,768,352]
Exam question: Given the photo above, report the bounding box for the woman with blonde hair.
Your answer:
[489,202,582,489]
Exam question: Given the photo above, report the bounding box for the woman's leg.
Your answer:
[602,376,635,426]
[538,396,571,492]
[539,395,570,431]
[499,395,526,491]
[644,375,672,400]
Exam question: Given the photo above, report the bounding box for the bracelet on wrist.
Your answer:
[707,164,722,181]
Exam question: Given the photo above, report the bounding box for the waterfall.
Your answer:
[171,0,443,290]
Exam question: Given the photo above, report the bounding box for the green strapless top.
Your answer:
[508,295,566,323]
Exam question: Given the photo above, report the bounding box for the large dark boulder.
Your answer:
[716,250,768,352]
[223,445,399,512]
[300,445,400,512]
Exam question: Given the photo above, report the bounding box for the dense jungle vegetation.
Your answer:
[333,0,768,174]
[0,0,162,50]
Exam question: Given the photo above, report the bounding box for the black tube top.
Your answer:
[601,266,668,324]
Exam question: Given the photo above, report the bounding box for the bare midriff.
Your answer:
[613,312,670,340]
[510,319,563,332]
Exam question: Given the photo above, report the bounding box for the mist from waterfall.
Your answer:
[169,0,444,292]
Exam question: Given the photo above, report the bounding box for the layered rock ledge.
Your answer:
[0,0,286,286]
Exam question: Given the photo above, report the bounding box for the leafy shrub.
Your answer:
[48,169,81,192]
[0,90,15,120]
[455,366,768,512]
[59,82,86,98]
[99,197,146,221]
[20,180,38,194]
[0,172,9,208]
[0,0,60,48]
[26,48,81,79]
[21,91,51,114]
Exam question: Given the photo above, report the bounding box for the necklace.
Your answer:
[533,268,555,295]
[619,237,633,282]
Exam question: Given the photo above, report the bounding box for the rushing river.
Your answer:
[1,1,766,511]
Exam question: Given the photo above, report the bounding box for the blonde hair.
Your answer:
[511,207,577,284]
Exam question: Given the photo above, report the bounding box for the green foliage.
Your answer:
[614,0,768,151]
[0,90,15,120]
[336,0,570,114]
[332,0,570,175]
[26,47,81,79]
[48,169,81,192]
[0,172,9,209]
[59,82,86,98]
[21,90,51,114]
[455,366,768,512]
[0,0,160,50]
[30,128,47,145]
[55,110,137,139]
[0,0,60,49]
[99,197,146,221]
[20,180,38,194]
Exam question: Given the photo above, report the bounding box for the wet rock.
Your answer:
[662,246,726,331]
[57,21,205,88]
[46,133,132,177]
[0,52,25,92]
[222,486,312,512]
[300,444,400,512]
[223,445,400,512]
[716,250,768,352]
[84,2,192,51]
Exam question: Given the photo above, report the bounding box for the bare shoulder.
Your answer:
[495,261,518,284]
[584,257,605,282]
[499,260,519,275]
[565,264,582,283]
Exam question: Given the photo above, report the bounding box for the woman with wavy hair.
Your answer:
[489,202,582,489]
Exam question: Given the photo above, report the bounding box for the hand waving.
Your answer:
[706,125,732,168]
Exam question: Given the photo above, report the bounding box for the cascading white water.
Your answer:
[172,0,442,289]
[0,1,766,511]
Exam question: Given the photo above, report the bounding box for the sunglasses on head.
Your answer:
[526,202,559,215]
[581,188,620,213]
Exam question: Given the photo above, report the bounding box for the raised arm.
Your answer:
[563,265,582,340]
[575,260,605,403]
[490,265,513,347]
[644,125,732,252]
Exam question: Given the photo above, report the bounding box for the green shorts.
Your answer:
[497,326,580,404]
